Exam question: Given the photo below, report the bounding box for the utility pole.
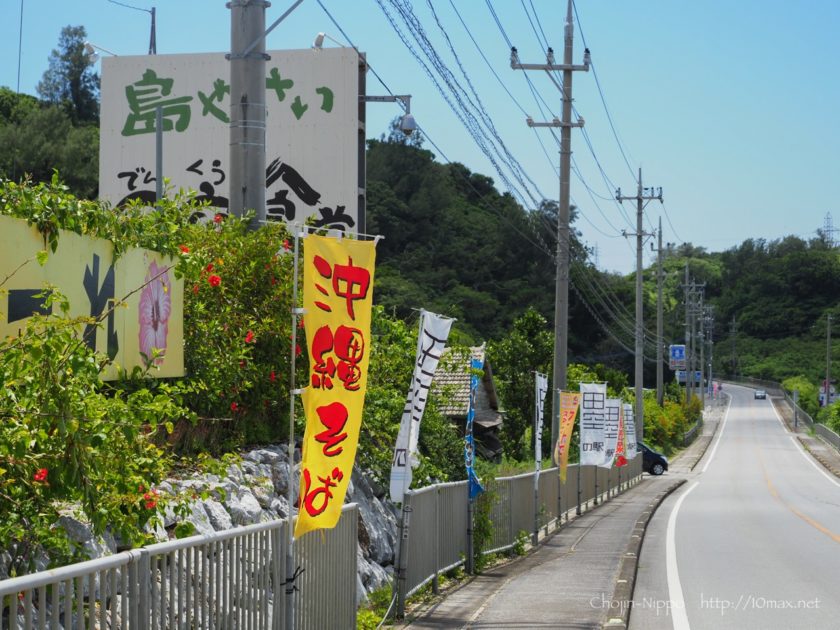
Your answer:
[511,0,589,456]
[826,314,833,407]
[617,169,662,442]
[655,218,664,406]
[685,263,691,404]
[229,0,269,228]
[729,317,738,378]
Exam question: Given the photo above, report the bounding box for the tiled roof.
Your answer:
[433,345,503,427]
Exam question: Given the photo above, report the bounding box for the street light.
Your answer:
[311,32,345,49]
[84,41,118,63]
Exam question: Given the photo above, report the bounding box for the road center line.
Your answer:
[758,448,840,544]
[666,480,698,630]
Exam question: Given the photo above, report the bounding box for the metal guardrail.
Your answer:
[0,505,358,630]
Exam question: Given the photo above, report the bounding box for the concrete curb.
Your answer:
[796,436,840,478]
[602,478,686,629]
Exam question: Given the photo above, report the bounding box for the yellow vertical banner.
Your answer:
[295,234,376,538]
[554,391,581,483]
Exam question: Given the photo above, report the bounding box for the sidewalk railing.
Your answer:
[399,457,643,607]
[0,504,358,630]
[1,456,648,629]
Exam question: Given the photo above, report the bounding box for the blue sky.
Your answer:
[3,0,839,274]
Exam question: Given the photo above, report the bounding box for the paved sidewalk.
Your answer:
[669,394,727,474]
[401,477,684,629]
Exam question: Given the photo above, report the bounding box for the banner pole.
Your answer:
[533,373,542,546]
[393,312,425,618]
[554,389,561,526]
[285,225,304,630]
[576,460,582,516]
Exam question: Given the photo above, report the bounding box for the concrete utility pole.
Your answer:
[655,218,664,406]
[617,169,662,442]
[729,317,738,378]
[826,314,833,407]
[228,0,269,228]
[685,263,691,404]
[511,0,589,456]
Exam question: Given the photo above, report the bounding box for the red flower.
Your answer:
[244,330,255,344]
[298,317,305,329]
[239,360,246,368]
[269,370,276,382]
[283,239,291,251]
[270,277,277,286]
[145,500,157,510]
[192,284,200,295]
[206,263,214,273]
[178,245,190,254]
[230,402,239,413]
[208,274,221,287]
[295,344,302,357]
[33,468,48,483]
[138,484,145,492]
[213,213,223,224]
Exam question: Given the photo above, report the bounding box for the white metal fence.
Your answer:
[0,505,358,630]
[2,458,647,629]
[398,459,643,606]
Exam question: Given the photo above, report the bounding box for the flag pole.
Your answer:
[285,224,305,630]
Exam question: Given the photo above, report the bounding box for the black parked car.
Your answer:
[637,442,668,475]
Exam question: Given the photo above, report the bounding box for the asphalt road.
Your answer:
[630,383,840,630]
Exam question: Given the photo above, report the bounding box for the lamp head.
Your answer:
[313,32,326,49]
[84,42,98,63]
[399,113,417,137]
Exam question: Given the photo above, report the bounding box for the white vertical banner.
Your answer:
[534,372,549,463]
[601,398,622,468]
[389,311,453,503]
[579,383,607,466]
[623,403,638,460]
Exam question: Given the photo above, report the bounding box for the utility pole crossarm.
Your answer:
[526,117,584,128]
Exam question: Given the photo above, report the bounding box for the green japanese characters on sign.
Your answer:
[121,67,335,136]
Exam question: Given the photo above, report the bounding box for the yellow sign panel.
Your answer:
[295,234,376,539]
[0,215,184,379]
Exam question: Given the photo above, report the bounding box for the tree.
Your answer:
[37,25,99,124]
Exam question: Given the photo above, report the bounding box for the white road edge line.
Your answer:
[666,480,699,630]
[700,394,732,474]
[767,399,840,489]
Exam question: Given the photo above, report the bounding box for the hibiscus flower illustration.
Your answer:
[138,260,172,367]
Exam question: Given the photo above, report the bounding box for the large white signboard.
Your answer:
[99,48,360,231]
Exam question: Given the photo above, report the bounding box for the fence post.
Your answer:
[395,493,413,617]
[576,464,582,516]
[433,487,440,595]
[138,549,150,630]
[466,493,475,575]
